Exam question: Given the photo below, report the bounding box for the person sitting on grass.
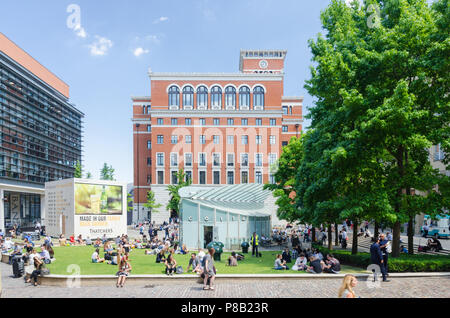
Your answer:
[400,245,408,254]
[94,238,102,248]
[180,244,189,255]
[69,234,75,245]
[292,253,308,271]
[227,252,238,266]
[312,248,324,261]
[58,234,66,247]
[187,253,202,273]
[104,241,114,253]
[164,253,177,276]
[156,248,167,263]
[40,245,51,264]
[92,248,105,263]
[274,254,288,270]
[282,248,292,263]
[322,254,341,274]
[306,256,323,274]
[76,235,84,245]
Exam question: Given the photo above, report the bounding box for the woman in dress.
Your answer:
[116,255,132,288]
[203,247,216,290]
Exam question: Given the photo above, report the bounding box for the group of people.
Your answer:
[274,247,341,274]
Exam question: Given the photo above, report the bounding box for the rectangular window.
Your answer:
[185,153,192,167]
[213,171,220,185]
[241,153,249,166]
[147,125,151,132]
[200,135,206,144]
[185,171,192,183]
[157,153,164,166]
[241,171,248,184]
[282,125,288,132]
[199,153,206,167]
[185,118,192,125]
[256,135,262,145]
[171,171,178,184]
[170,153,178,166]
[213,153,220,167]
[269,153,277,165]
[270,135,276,145]
[227,135,234,145]
[282,106,288,115]
[255,153,263,167]
[199,171,206,185]
[157,171,164,184]
[147,157,151,166]
[200,118,206,126]
[242,135,248,145]
[227,118,234,126]
[171,118,178,125]
[213,135,220,144]
[270,174,276,184]
[157,118,164,125]
[147,141,151,149]
[282,141,288,147]
[270,118,276,126]
[171,135,178,144]
[255,171,263,184]
[227,153,234,167]
[255,118,262,126]
[147,174,152,184]
[157,135,164,144]
[185,135,192,144]
[241,118,248,126]
[227,171,234,185]
[213,118,220,126]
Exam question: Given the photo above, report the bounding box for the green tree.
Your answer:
[73,161,82,178]
[301,0,449,257]
[166,169,192,218]
[143,190,162,214]
[100,163,115,181]
[86,171,93,179]
[127,193,133,214]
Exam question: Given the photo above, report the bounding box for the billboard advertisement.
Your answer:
[75,183,122,215]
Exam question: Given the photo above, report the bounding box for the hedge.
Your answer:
[314,245,450,272]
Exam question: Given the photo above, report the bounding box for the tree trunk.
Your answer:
[392,221,401,257]
[328,223,333,250]
[311,226,316,243]
[335,222,339,246]
[407,215,414,255]
[351,220,358,255]
[374,221,379,241]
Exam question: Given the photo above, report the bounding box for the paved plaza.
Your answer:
[1,263,449,298]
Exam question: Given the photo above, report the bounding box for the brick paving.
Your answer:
[1,263,449,298]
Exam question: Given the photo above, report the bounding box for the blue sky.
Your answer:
[0,0,389,182]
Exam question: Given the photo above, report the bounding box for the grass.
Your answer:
[42,246,367,276]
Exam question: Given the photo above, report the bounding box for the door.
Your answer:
[204,226,213,248]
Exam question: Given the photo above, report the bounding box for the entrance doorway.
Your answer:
[204,226,213,248]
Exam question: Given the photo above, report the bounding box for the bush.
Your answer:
[315,246,450,272]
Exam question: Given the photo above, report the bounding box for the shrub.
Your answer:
[315,246,450,272]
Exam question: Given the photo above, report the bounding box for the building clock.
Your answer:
[259,60,268,69]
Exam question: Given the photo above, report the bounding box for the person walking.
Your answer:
[338,274,359,298]
[250,232,259,257]
[203,247,216,291]
[370,237,389,282]
[379,233,390,278]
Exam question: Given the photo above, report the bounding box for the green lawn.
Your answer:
[42,246,367,275]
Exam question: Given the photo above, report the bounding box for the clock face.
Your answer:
[259,60,268,69]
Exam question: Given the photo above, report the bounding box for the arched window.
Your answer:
[225,86,236,109]
[211,86,222,108]
[197,86,208,109]
[239,86,250,109]
[168,86,180,108]
[289,106,293,114]
[253,86,265,109]
[182,86,194,109]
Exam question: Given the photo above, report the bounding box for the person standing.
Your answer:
[370,238,388,282]
[203,248,216,290]
[379,233,389,278]
[341,228,348,249]
[250,232,259,257]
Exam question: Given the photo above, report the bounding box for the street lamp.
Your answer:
[135,123,140,223]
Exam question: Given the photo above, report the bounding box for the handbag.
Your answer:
[176,266,183,274]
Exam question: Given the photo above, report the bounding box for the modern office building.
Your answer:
[132,50,302,224]
[0,33,83,232]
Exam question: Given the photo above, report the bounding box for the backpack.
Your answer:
[176,266,183,274]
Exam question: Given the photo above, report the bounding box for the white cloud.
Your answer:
[88,36,113,56]
[74,24,87,38]
[153,16,169,24]
[133,47,150,57]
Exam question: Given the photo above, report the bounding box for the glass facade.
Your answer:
[0,48,83,185]
[3,191,41,228]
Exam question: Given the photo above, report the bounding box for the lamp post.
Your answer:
[135,123,140,223]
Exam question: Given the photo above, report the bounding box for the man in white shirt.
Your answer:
[4,237,14,251]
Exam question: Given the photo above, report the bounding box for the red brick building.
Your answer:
[132,50,302,224]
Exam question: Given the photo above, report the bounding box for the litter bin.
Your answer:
[206,241,224,261]
[241,241,249,254]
